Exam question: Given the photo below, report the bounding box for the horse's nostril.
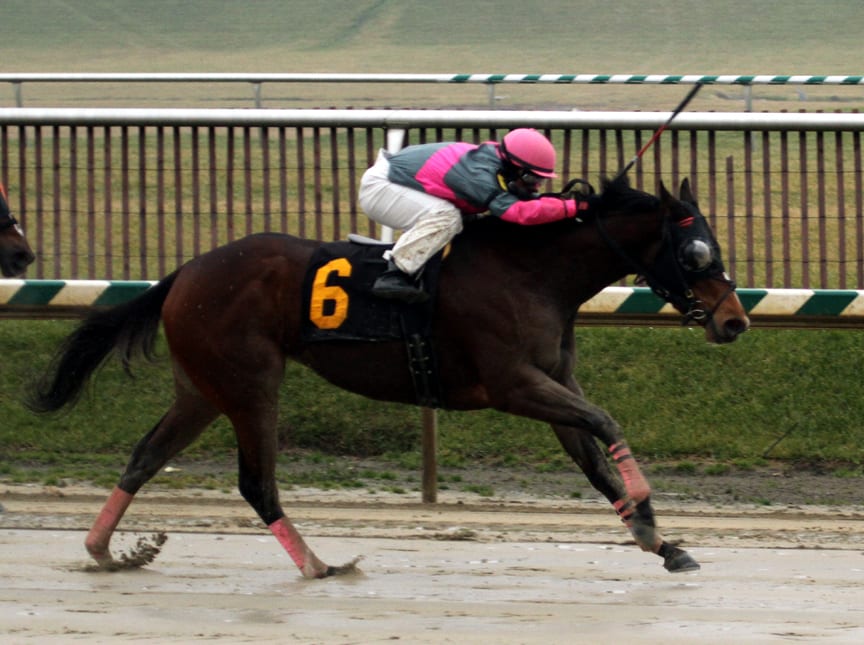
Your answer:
[725,318,749,337]
[15,250,35,266]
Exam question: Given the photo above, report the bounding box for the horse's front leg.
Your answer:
[551,422,699,572]
[499,366,698,572]
[604,439,701,571]
[615,497,701,572]
[633,500,701,573]
[501,372,652,503]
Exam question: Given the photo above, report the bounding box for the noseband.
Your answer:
[0,215,20,232]
[676,275,738,338]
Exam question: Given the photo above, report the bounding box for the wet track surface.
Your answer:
[2,485,863,643]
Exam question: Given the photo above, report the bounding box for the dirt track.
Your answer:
[2,484,863,644]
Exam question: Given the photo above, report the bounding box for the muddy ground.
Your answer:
[2,463,863,643]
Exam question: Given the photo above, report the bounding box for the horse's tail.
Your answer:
[25,270,180,414]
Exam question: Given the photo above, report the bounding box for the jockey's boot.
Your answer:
[372,260,429,304]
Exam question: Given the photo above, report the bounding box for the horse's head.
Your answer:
[0,185,36,277]
[639,178,749,344]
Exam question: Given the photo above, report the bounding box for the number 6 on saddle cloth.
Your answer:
[301,236,444,406]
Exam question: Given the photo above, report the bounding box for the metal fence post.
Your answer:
[382,125,439,503]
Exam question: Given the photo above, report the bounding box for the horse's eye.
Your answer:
[679,239,713,272]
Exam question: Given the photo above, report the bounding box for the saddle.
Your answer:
[300,236,443,407]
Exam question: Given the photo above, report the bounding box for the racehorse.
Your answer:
[0,184,35,277]
[27,176,749,578]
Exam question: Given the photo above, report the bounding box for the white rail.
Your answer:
[2,107,864,132]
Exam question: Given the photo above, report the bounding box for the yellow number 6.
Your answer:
[309,258,352,329]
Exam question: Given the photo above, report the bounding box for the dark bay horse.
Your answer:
[27,177,749,578]
[0,185,35,277]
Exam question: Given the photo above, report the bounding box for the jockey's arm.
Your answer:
[490,193,589,225]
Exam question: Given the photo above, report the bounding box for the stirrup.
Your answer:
[372,264,429,304]
[372,279,429,304]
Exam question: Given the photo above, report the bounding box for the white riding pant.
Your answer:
[359,150,463,275]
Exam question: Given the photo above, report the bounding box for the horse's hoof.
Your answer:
[86,547,115,568]
[663,547,700,573]
[83,553,121,572]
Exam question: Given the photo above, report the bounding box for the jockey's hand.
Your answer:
[564,194,600,218]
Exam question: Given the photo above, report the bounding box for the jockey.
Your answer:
[359,128,593,303]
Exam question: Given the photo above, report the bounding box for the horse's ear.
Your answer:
[679,178,698,207]
[659,180,673,205]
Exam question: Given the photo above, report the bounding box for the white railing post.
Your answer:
[252,82,262,108]
[379,127,406,244]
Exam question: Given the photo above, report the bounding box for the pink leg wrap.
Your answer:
[613,498,636,527]
[86,487,134,560]
[609,442,651,503]
[269,517,327,578]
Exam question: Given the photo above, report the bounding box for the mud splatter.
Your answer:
[82,532,168,572]
[432,528,478,541]
[325,555,364,576]
[118,532,168,568]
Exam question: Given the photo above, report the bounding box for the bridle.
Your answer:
[594,200,738,332]
[0,183,21,233]
[0,214,20,233]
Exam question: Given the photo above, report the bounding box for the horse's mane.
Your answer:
[598,175,660,215]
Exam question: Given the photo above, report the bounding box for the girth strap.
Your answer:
[404,332,441,408]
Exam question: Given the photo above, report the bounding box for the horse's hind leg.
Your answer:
[229,402,326,577]
[551,423,700,573]
[85,380,219,567]
[231,409,359,578]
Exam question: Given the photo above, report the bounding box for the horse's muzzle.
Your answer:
[710,315,750,344]
[1,247,36,277]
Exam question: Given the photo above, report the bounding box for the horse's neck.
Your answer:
[451,214,663,314]
[593,209,665,281]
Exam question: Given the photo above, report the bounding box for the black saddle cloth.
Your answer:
[300,239,441,343]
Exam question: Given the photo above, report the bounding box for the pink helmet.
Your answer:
[499,128,558,178]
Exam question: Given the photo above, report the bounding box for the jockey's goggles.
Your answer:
[520,170,543,186]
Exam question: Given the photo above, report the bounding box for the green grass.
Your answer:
[3,319,864,488]
[3,1,864,112]
[4,0,861,74]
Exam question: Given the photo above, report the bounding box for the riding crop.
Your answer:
[612,82,704,182]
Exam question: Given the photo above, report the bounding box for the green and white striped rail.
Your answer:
[443,74,864,86]
[2,280,864,327]
[578,286,864,328]
[0,280,156,310]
